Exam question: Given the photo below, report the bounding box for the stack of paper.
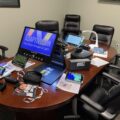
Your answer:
[91,57,109,67]
[93,47,108,58]
[57,73,81,94]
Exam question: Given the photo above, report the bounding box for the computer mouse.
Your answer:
[75,48,82,53]
[79,44,90,51]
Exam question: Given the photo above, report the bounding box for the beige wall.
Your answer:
[0,0,68,57]
[67,0,120,53]
[1,0,120,56]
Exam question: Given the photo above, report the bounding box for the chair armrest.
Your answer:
[0,45,8,58]
[64,115,80,120]
[101,110,117,120]
[102,72,120,83]
[80,94,117,120]
[0,45,8,51]
[114,54,120,65]
[116,54,120,59]
[109,64,120,70]
[80,94,104,112]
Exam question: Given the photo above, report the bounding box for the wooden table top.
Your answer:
[0,46,117,112]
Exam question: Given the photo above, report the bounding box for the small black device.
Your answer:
[4,76,18,84]
[0,66,5,75]
[12,54,28,68]
[71,48,92,59]
[69,58,91,70]
[80,44,90,51]
[23,71,42,85]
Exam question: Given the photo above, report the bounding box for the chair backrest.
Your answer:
[62,14,81,39]
[89,24,114,46]
[105,83,120,114]
[35,20,59,34]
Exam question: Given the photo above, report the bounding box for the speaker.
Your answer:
[69,58,91,70]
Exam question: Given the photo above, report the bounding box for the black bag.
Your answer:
[23,71,42,85]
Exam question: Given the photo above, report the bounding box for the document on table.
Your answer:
[7,60,35,71]
[93,47,108,58]
[57,73,81,94]
[91,57,109,67]
[0,60,35,79]
[93,51,108,58]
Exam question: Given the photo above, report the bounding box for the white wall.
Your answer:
[67,0,120,52]
[0,0,68,57]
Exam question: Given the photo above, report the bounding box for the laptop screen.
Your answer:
[65,34,84,46]
[20,27,57,57]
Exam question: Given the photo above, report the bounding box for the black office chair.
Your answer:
[114,54,120,66]
[79,70,120,120]
[64,65,120,120]
[35,20,59,34]
[89,24,114,47]
[62,14,81,39]
[0,45,8,60]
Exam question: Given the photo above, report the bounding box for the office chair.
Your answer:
[35,20,59,34]
[113,54,120,66]
[89,24,114,47]
[64,65,120,120]
[0,45,8,60]
[62,14,81,39]
[79,71,120,120]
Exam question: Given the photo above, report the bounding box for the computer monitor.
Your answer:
[65,34,84,46]
[18,26,58,62]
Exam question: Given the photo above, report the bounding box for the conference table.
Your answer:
[0,44,117,120]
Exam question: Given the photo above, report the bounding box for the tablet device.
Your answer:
[65,34,84,46]
[12,54,28,68]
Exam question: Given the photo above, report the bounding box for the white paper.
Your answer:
[91,57,109,67]
[57,73,80,94]
[0,60,35,78]
[7,60,35,71]
[93,51,108,58]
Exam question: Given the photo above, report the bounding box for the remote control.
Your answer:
[5,76,18,83]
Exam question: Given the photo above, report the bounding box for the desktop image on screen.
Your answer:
[65,34,84,46]
[18,27,58,62]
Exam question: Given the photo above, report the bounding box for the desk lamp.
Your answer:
[82,30,99,49]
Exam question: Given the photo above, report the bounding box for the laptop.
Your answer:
[34,49,65,85]
[65,34,84,46]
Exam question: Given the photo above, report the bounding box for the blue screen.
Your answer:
[20,27,57,57]
[65,34,83,46]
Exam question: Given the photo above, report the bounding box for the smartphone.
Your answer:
[0,66,5,75]
[12,54,28,68]
[65,72,83,84]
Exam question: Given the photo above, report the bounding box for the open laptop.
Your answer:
[34,48,65,85]
[65,34,84,47]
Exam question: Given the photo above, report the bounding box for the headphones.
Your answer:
[0,79,6,91]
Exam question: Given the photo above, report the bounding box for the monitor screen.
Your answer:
[65,34,84,46]
[20,27,57,57]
